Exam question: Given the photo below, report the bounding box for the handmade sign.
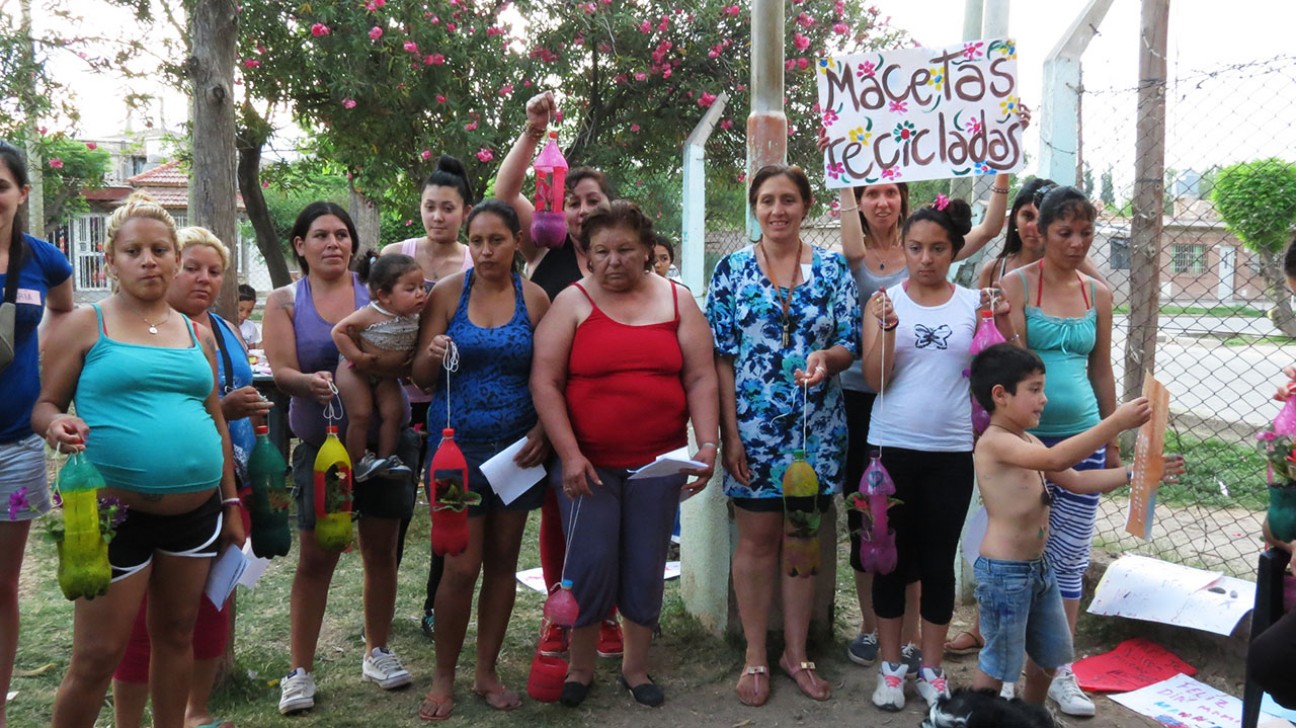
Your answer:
[815,38,1024,187]
[1088,554,1255,637]
[1072,638,1196,693]
[1127,374,1170,539]
[1109,673,1249,728]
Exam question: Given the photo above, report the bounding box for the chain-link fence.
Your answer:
[696,57,1296,579]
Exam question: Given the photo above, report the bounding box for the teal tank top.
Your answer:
[1017,269,1101,437]
[76,305,224,493]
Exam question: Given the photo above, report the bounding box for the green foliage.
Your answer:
[1100,167,1115,206]
[1212,158,1296,255]
[254,158,350,257]
[34,135,111,228]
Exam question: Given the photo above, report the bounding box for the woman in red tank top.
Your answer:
[531,200,719,708]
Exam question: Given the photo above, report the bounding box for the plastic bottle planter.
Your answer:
[526,650,568,703]
[313,425,354,551]
[54,453,113,601]
[1270,483,1296,543]
[248,424,291,558]
[429,428,479,556]
[968,309,1006,437]
[543,578,580,628]
[847,450,899,575]
[781,450,822,577]
[530,132,569,248]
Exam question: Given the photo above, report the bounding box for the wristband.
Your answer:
[837,205,858,213]
[1125,468,1133,484]
[879,319,898,332]
[992,186,1009,194]
[222,497,243,508]
[698,442,718,450]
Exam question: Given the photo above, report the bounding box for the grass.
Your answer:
[1219,334,1293,346]
[1104,429,1268,511]
[1111,303,1269,318]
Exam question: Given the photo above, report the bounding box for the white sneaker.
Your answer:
[354,453,390,482]
[278,667,316,714]
[1048,665,1095,717]
[1000,681,1017,699]
[872,660,907,712]
[915,666,951,709]
[362,646,413,689]
[382,455,412,478]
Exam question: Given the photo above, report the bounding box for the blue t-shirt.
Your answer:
[210,313,255,475]
[0,235,72,443]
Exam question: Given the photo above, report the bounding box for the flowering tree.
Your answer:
[1213,158,1296,335]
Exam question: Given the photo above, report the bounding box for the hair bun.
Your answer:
[945,198,973,237]
[436,155,468,180]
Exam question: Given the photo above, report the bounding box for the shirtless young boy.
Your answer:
[967,343,1184,705]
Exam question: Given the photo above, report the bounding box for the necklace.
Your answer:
[136,305,171,335]
[986,423,1054,507]
[759,240,803,348]
[864,232,901,272]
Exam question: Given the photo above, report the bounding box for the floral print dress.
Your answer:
[706,245,861,499]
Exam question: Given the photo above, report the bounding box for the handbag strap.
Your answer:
[4,235,24,304]
[212,314,236,394]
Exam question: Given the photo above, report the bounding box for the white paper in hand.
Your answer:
[480,437,547,505]
[628,447,705,481]
[204,545,248,609]
[238,540,271,589]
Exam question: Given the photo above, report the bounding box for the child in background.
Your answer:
[967,344,1183,705]
[237,283,261,348]
[331,253,426,481]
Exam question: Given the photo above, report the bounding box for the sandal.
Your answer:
[418,694,454,722]
[944,630,985,656]
[735,664,769,707]
[779,655,830,701]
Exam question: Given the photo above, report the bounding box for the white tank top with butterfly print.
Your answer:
[866,282,979,452]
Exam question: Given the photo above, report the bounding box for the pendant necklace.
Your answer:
[138,307,171,335]
[760,240,803,348]
[867,232,899,272]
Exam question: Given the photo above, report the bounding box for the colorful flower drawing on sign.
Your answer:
[827,161,845,180]
[881,167,902,181]
[927,67,945,92]
[991,38,1017,59]
[964,115,983,136]
[975,161,992,175]
[962,41,984,60]
[892,120,916,144]
[889,100,908,113]
[857,60,877,78]
[849,126,871,145]
[1000,95,1019,118]
[818,57,836,76]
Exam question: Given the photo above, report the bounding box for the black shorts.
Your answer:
[731,495,832,513]
[291,427,419,529]
[109,492,223,581]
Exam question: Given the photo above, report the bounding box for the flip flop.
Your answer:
[943,630,985,656]
[418,694,455,722]
[735,664,769,707]
[191,721,233,728]
[779,655,831,701]
[473,684,522,711]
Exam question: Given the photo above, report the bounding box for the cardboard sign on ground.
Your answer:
[1072,637,1196,693]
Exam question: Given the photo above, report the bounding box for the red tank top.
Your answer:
[565,282,689,468]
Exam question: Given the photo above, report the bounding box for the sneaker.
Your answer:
[538,621,568,657]
[362,646,413,690]
[901,642,922,678]
[278,668,316,714]
[420,609,435,641]
[354,453,390,482]
[1000,681,1017,700]
[1048,665,1096,717]
[871,661,907,711]
[847,631,879,666]
[382,455,412,478]
[915,666,951,709]
[597,618,624,657]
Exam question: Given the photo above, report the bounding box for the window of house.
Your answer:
[1171,244,1207,274]
[130,156,148,176]
[1109,237,1130,270]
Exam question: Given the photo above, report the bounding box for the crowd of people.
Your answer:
[0,85,1278,728]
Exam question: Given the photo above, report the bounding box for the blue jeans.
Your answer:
[974,556,1074,681]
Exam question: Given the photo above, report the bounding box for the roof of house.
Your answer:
[127,160,187,187]
[85,160,246,211]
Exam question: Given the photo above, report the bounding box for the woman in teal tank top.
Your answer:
[1000,186,1115,717]
[32,194,245,728]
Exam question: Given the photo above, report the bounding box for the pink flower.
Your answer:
[881,166,901,180]
[262,180,270,189]
[784,59,795,70]
[427,53,445,65]
[833,22,848,34]
[368,26,383,40]
[421,149,432,160]
[48,157,63,169]
[403,40,418,53]
[342,99,357,109]
[436,95,447,104]
[630,123,641,132]
[310,23,330,36]
[498,83,514,96]
[888,99,907,112]
[404,218,413,226]
[796,12,814,27]
[662,67,672,78]
[720,118,733,130]
[365,0,385,9]
[464,120,478,131]
[698,92,717,108]
[475,148,494,163]
[242,58,261,68]
[486,25,503,36]
[723,4,740,14]
[634,71,647,81]
[446,22,457,31]
[857,61,876,78]
[797,57,809,70]
[794,32,810,51]
[429,14,439,23]
[962,41,984,60]
[85,142,97,150]
[822,109,838,126]
[639,20,652,32]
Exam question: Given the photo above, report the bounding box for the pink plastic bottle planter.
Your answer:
[543,578,579,628]
[530,132,568,248]
[858,449,898,574]
[968,308,1007,436]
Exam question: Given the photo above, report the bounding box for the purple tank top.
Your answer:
[287,273,408,446]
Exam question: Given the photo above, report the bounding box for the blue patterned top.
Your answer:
[706,246,862,498]
[429,270,537,444]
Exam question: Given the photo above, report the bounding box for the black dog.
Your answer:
[921,687,1057,728]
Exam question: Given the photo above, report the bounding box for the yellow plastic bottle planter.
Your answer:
[313,426,354,551]
[54,454,112,601]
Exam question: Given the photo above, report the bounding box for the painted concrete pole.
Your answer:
[1039,0,1115,186]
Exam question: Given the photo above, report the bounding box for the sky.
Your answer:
[30,0,1296,178]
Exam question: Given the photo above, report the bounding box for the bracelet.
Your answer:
[992,186,1009,194]
[1125,468,1134,484]
[838,205,858,213]
[879,319,898,332]
[1008,333,1022,342]
[698,442,718,450]
[523,123,545,141]
[222,497,243,508]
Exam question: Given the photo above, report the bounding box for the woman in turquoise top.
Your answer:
[33,194,245,728]
[1000,185,1115,718]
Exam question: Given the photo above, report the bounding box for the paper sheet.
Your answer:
[1110,673,1246,728]
[237,540,272,589]
[516,561,682,594]
[1088,555,1255,636]
[1072,638,1196,693]
[628,447,706,481]
[204,545,248,609]
[4,692,14,703]
[480,438,546,505]
[1262,693,1296,724]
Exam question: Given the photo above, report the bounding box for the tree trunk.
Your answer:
[189,0,240,322]
[349,184,381,256]
[236,107,293,288]
[1261,250,1296,336]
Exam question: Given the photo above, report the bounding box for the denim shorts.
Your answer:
[974,556,1074,681]
[0,435,52,522]
[437,439,546,518]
